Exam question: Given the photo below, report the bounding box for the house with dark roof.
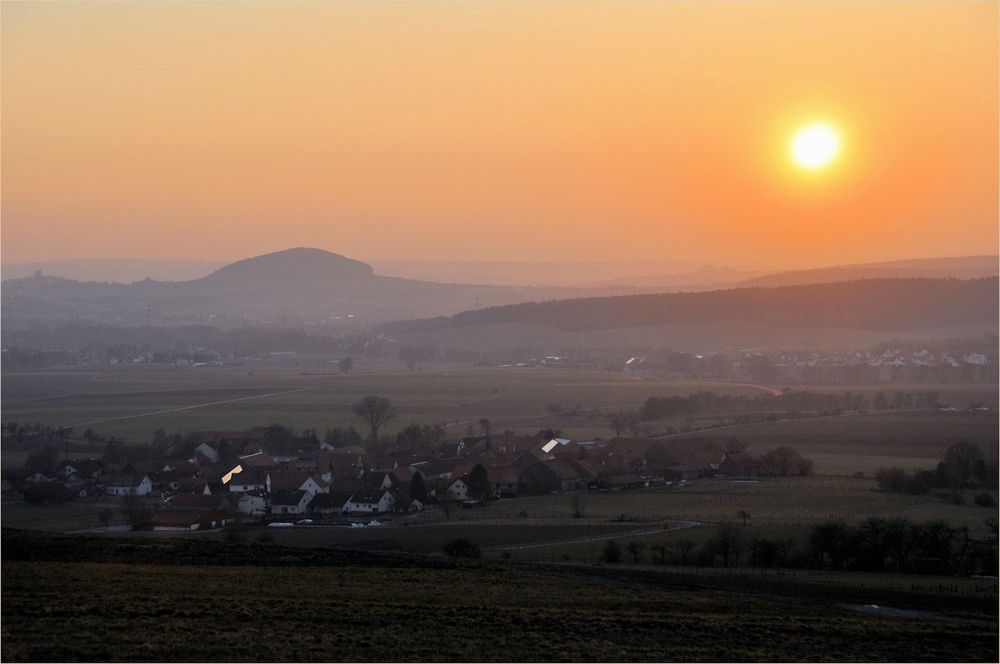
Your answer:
[438,440,466,458]
[602,439,671,474]
[168,493,231,512]
[517,459,583,494]
[227,468,266,493]
[237,491,267,517]
[717,453,759,478]
[662,464,701,481]
[308,492,350,516]
[55,459,103,480]
[600,473,647,491]
[489,465,523,497]
[149,509,234,531]
[105,474,153,497]
[239,451,278,471]
[343,488,395,515]
[661,437,726,471]
[270,489,313,515]
[321,453,367,482]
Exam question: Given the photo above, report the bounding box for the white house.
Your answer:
[298,476,329,496]
[228,470,265,493]
[446,476,469,501]
[270,489,313,515]
[343,489,395,515]
[237,492,268,517]
[105,474,153,496]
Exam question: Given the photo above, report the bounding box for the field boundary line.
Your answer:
[68,387,313,427]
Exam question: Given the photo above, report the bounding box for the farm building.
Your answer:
[148,509,234,531]
[518,459,583,494]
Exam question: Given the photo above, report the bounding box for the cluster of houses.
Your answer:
[760,349,996,384]
[11,429,756,532]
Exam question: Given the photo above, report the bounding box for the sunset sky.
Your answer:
[2,1,997,269]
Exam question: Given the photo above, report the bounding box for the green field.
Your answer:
[4,364,995,475]
[479,477,995,527]
[668,410,998,474]
[2,531,996,662]
[1,362,779,441]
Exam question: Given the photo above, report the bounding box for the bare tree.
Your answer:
[626,540,646,564]
[571,493,584,519]
[353,395,395,441]
[608,410,638,437]
[676,539,696,565]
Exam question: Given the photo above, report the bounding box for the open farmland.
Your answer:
[2,531,996,662]
[667,410,998,475]
[474,477,997,532]
[4,363,995,475]
[1,362,774,442]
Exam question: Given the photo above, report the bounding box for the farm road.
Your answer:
[488,519,702,552]
[69,387,313,428]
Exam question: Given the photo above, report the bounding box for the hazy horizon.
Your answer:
[2,248,996,287]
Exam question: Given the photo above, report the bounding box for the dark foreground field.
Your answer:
[2,530,996,662]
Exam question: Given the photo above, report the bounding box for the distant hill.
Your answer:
[5,253,991,290]
[380,278,1000,353]
[199,247,373,287]
[741,256,998,288]
[0,247,640,328]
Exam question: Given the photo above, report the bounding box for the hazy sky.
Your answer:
[2,1,997,269]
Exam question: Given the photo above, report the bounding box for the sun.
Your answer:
[790,123,841,170]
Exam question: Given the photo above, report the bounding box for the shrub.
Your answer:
[443,538,481,558]
[601,540,622,564]
[974,492,996,508]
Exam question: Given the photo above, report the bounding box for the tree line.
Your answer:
[395,278,1000,333]
[600,517,997,576]
[876,442,998,497]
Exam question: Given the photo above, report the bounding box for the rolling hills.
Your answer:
[0,248,640,328]
[380,277,1000,353]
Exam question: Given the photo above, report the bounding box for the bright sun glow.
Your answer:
[791,123,841,169]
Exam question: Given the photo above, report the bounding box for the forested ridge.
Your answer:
[382,278,999,333]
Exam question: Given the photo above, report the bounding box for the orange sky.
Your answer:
[2,1,997,269]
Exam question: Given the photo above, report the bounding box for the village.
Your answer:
[7,425,795,533]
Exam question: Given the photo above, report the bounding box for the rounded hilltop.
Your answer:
[198,247,375,286]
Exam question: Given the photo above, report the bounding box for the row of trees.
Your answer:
[601,517,998,575]
[637,389,945,422]
[877,442,998,494]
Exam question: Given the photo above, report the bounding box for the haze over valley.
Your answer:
[2,2,997,662]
